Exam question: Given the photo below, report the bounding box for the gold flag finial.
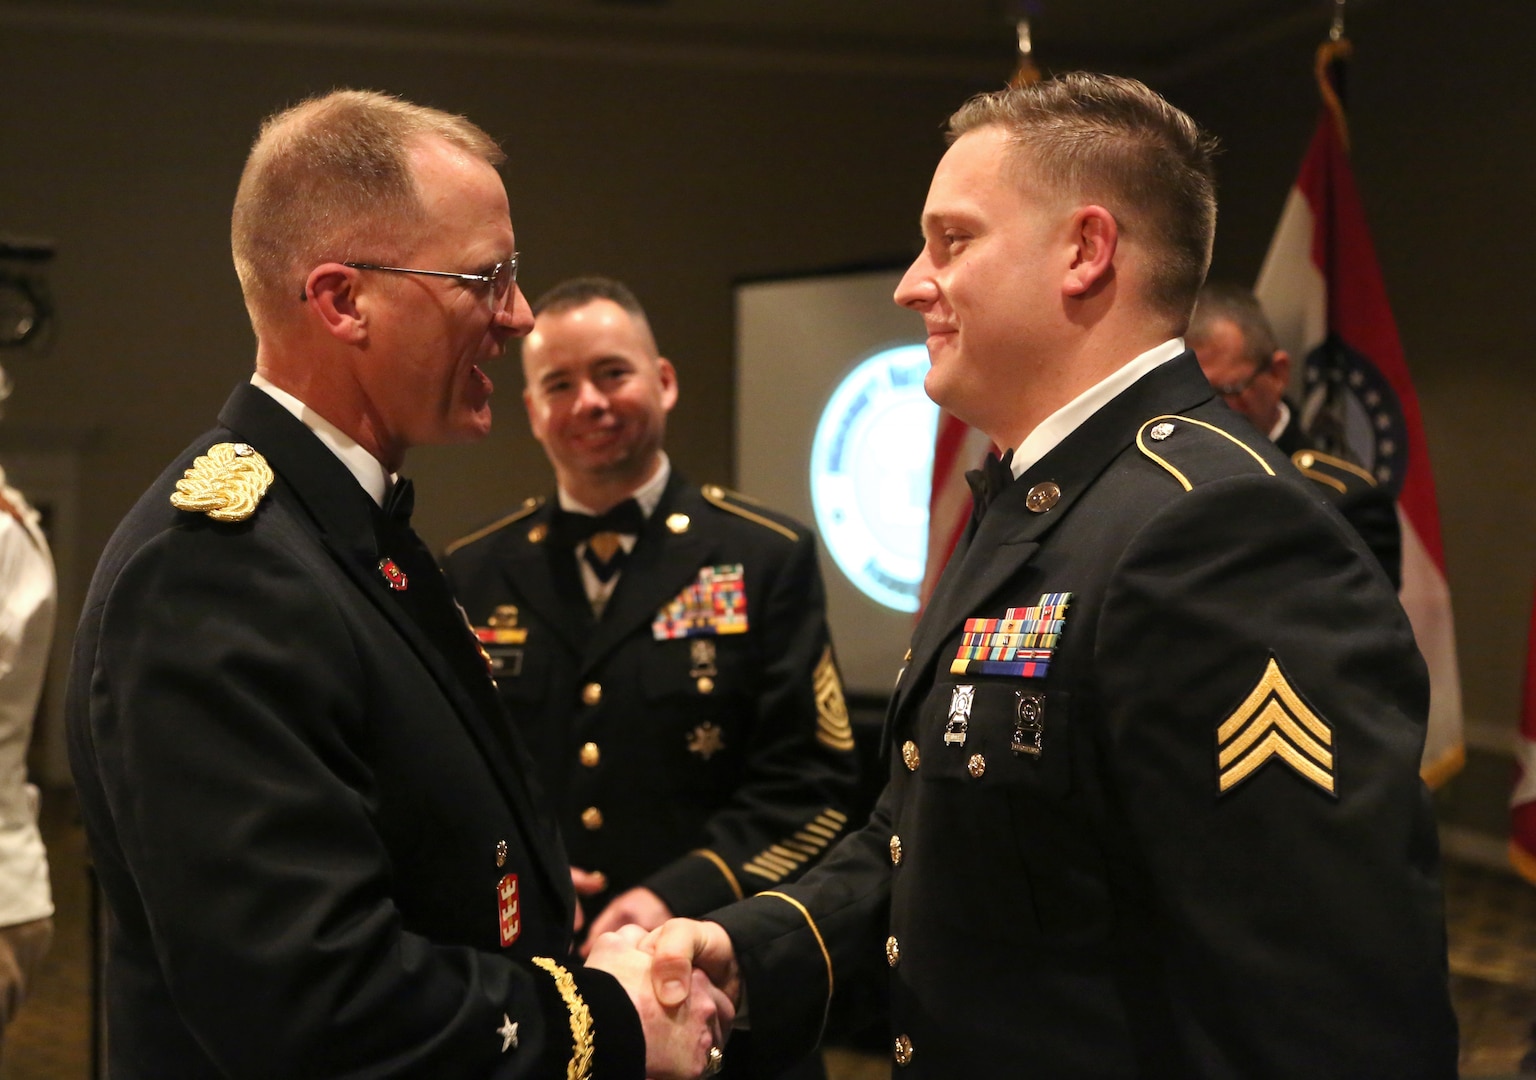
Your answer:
[1315,0,1352,150]
[1009,18,1042,89]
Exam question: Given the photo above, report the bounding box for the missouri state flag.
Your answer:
[1513,587,1536,886]
[1254,43,1464,786]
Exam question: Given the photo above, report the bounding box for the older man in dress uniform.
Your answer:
[66,92,725,1080]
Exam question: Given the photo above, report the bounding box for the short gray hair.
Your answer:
[231,89,503,327]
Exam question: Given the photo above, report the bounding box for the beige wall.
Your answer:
[2,0,1530,842]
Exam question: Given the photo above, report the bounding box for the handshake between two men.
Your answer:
[587,919,740,1080]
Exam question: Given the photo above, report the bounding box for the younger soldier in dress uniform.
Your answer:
[445,278,858,1079]
[648,74,1457,1078]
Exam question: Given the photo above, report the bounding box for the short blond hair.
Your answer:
[231,89,503,326]
[948,73,1218,323]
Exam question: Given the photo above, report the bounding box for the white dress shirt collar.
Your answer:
[1010,339,1187,479]
[250,372,393,507]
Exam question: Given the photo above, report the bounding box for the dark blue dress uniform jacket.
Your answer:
[711,353,1458,1078]
[66,384,644,1079]
[443,474,860,925]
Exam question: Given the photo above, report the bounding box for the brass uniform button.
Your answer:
[495,840,508,868]
[580,742,600,767]
[901,740,920,772]
[527,523,548,543]
[889,834,903,865]
[666,512,691,534]
[581,682,602,706]
[580,807,604,830]
[894,1034,914,1066]
[885,935,900,967]
[968,753,986,778]
[1025,481,1061,513]
[696,675,715,695]
[1297,451,1316,468]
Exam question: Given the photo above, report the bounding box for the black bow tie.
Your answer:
[383,477,415,524]
[965,449,1015,522]
[550,499,645,548]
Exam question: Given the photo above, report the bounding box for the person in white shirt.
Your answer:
[0,362,55,1057]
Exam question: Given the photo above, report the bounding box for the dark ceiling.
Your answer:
[0,0,1370,84]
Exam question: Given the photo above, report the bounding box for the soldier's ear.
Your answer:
[303,264,368,345]
[1271,349,1292,384]
[1062,205,1117,298]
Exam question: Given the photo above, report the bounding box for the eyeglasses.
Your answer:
[340,253,519,314]
[1209,353,1273,397]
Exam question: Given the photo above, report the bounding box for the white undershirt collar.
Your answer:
[250,372,393,507]
[1010,338,1186,478]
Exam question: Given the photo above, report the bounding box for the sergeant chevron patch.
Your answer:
[1217,655,1336,796]
[813,646,855,751]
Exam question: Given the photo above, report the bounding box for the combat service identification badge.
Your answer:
[497,873,520,946]
[1217,654,1336,796]
[169,442,273,522]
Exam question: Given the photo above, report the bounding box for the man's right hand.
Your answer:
[644,918,742,1011]
[586,924,732,1080]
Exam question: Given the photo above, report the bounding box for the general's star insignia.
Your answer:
[497,1014,519,1052]
[1217,655,1336,796]
[687,721,726,760]
[169,442,273,522]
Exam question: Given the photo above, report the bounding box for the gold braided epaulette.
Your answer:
[700,485,798,542]
[169,442,273,522]
[532,957,594,1080]
[443,497,544,556]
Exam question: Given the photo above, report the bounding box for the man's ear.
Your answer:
[303,263,369,344]
[1062,205,1118,297]
[656,357,679,413]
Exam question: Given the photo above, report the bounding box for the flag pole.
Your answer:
[1009,18,1043,89]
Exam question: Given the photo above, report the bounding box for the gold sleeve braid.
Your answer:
[532,957,594,1080]
[742,809,848,882]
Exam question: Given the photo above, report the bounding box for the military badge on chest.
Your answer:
[942,592,1072,760]
[652,564,748,640]
[496,872,520,946]
[473,605,528,677]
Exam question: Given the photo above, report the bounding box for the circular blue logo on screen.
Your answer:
[810,344,937,613]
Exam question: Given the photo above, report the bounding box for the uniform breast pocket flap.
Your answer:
[918,681,1073,799]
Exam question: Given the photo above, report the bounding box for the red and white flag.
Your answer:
[1254,42,1464,786]
[1512,587,1536,885]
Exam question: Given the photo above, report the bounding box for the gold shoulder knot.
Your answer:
[169,442,273,522]
[701,485,798,542]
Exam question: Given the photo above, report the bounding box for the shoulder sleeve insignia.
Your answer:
[443,497,544,555]
[1217,654,1336,797]
[1291,449,1379,494]
[813,645,856,751]
[1136,414,1275,492]
[169,442,273,522]
[701,484,798,542]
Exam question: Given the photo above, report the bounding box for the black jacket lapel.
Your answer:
[217,384,573,914]
[894,354,1216,723]
[583,474,711,669]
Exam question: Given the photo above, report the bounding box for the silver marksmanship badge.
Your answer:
[945,684,975,747]
[689,638,718,677]
[1012,689,1045,757]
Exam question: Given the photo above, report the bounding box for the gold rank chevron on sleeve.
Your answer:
[813,646,855,751]
[741,808,848,883]
[1217,654,1336,795]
